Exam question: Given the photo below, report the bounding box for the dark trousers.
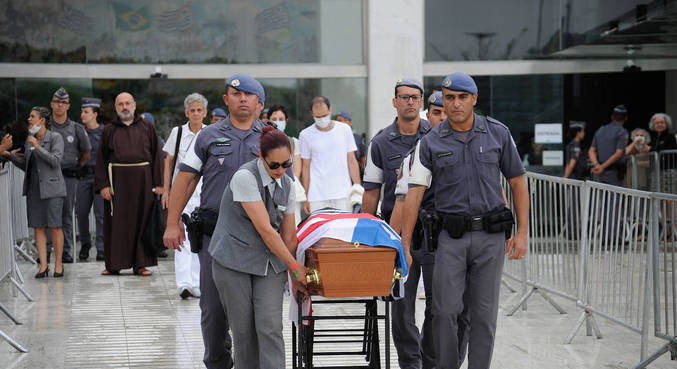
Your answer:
[200,235,233,369]
[76,175,104,253]
[433,230,505,369]
[392,250,436,369]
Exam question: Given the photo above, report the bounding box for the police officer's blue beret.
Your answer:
[141,112,155,125]
[53,86,69,100]
[427,91,443,107]
[613,105,628,115]
[227,73,265,103]
[81,97,101,108]
[337,110,352,121]
[395,78,424,95]
[441,73,478,94]
[212,108,227,118]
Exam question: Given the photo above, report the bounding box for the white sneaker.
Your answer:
[189,287,201,298]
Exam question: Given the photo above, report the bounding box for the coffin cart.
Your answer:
[291,213,406,369]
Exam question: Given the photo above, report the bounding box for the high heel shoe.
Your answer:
[53,267,64,278]
[35,266,50,279]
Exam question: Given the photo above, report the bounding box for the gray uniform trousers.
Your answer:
[199,235,234,369]
[76,175,104,253]
[212,261,287,369]
[392,250,436,369]
[47,176,78,254]
[433,230,505,369]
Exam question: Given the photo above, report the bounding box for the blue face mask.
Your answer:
[28,124,41,136]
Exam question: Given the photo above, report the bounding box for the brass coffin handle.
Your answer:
[392,268,404,283]
[306,269,321,284]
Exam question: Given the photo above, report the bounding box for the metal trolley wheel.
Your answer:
[292,293,391,369]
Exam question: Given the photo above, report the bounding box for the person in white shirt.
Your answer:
[162,92,206,299]
[299,96,361,213]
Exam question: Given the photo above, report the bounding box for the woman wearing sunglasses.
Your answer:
[208,125,308,367]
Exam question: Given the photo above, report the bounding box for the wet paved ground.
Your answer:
[0,252,675,369]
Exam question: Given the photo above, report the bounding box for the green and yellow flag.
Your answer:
[113,2,151,31]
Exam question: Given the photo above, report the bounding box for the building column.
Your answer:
[367,0,424,139]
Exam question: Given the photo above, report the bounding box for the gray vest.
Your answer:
[208,159,292,276]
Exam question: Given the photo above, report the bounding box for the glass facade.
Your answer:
[1,77,367,144]
[425,0,664,61]
[0,0,363,64]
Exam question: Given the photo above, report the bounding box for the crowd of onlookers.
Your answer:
[0,86,367,285]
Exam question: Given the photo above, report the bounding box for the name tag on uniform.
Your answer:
[215,143,231,146]
[437,152,453,158]
[277,205,287,212]
[388,154,402,161]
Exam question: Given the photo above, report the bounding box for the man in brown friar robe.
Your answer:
[95,92,164,276]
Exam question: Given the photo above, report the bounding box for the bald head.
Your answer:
[115,92,136,122]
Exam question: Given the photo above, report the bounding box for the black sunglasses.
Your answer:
[263,157,292,170]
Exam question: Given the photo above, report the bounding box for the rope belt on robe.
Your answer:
[107,161,150,216]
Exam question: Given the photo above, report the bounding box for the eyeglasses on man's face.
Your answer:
[397,94,422,102]
[51,100,70,106]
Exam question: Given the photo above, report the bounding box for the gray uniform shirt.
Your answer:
[209,159,293,276]
[179,118,264,211]
[363,119,431,216]
[84,124,103,168]
[408,115,525,215]
[590,121,628,168]
[50,118,91,169]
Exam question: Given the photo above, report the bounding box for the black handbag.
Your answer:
[142,195,166,257]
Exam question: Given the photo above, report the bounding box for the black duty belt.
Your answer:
[62,167,81,178]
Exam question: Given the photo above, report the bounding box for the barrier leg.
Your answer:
[537,290,567,314]
[14,243,36,265]
[565,309,602,344]
[632,342,674,369]
[0,329,27,353]
[506,286,536,316]
[9,277,33,302]
[501,278,517,293]
[0,301,22,325]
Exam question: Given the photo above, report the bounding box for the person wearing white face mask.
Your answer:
[2,106,67,278]
[299,96,361,214]
[268,104,306,223]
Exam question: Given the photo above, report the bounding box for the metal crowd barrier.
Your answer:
[627,149,677,194]
[566,181,653,358]
[9,165,35,265]
[506,173,585,316]
[504,171,677,366]
[0,165,28,353]
[635,192,677,367]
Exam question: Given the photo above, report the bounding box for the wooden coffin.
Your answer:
[304,238,397,298]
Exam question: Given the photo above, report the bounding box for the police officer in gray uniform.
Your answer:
[589,105,630,187]
[401,73,529,369]
[76,97,105,261]
[361,78,432,369]
[564,122,588,180]
[164,73,266,369]
[49,87,92,263]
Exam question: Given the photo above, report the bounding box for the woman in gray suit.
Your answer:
[1,107,67,278]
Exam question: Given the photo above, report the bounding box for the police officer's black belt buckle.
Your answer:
[469,216,484,232]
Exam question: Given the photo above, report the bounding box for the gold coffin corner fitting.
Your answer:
[305,269,321,284]
[305,268,404,285]
[392,268,404,283]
